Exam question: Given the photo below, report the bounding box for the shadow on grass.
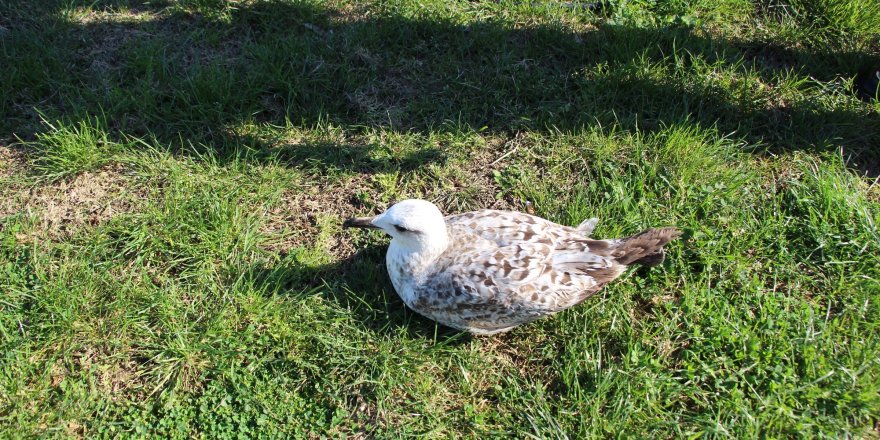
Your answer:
[229,133,448,174]
[243,243,474,343]
[3,0,878,176]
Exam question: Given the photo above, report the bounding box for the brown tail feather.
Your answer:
[611,227,681,267]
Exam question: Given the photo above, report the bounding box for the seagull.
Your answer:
[344,199,681,335]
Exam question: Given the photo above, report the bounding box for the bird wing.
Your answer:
[412,241,560,332]
[423,237,620,319]
[445,210,577,248]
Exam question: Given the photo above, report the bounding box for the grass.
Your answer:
[1,0,879,437]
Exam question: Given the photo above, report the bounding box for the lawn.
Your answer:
[1,0,879,437]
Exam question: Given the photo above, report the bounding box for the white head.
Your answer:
[343,199,449,254]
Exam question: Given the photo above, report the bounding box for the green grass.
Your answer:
[1,0,879,437]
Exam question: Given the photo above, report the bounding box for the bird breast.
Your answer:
[385,241,436,308]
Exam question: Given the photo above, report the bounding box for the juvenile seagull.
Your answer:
[344,199,680,335]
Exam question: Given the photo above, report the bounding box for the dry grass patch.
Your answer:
[7,164,148,241]
[260,177,372,257]
[258,133,519,257]
[0,143,28,178]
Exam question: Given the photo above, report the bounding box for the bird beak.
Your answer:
[342,216,380,229]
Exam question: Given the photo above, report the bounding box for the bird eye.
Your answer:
[393,224,409,233]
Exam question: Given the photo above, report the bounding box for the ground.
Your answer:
[1,0,879,437]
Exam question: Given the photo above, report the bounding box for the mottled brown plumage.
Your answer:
[344,200,681,335]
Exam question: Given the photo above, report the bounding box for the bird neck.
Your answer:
[387,229,449,278]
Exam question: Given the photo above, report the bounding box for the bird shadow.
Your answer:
[241,243,474,344]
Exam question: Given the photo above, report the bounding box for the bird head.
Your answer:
[343,199,449,253]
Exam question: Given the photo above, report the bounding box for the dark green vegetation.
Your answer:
[1,0,878,437]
